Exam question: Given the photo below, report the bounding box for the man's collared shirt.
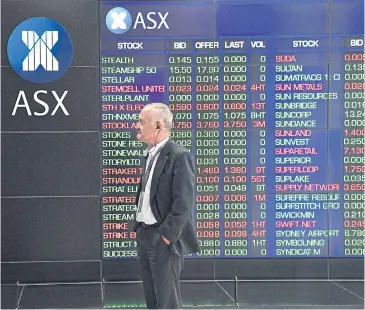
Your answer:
[136,137,169,224]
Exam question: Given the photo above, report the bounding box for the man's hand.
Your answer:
[162,235,171,245]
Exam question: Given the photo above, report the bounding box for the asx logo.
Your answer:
[105,7,169,34]
[7,17,73,116]
[7,17,73,83]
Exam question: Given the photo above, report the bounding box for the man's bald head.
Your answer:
[143,103,173,130]
[136,103,173,147]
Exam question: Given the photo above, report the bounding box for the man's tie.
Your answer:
[136,150,161,215]
[140,155,154,193]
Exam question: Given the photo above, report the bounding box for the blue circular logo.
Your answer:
[7,17,73,83]
[106,7,133,34]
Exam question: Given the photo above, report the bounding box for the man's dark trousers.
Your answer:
[137,225,184,309]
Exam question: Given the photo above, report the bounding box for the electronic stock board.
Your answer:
[99,0,365,259]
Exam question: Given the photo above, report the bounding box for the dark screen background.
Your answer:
[2,0,364,284]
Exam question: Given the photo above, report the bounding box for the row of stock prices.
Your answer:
[99,0,364,259]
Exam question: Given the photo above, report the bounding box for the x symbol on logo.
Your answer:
[111,12,127,30]
[22,31,59,71]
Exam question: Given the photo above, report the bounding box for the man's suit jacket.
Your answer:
[134,139,201,255]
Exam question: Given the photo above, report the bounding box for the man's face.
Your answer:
[136,107,157,146]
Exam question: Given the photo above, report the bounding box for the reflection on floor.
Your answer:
[1,280,364,309]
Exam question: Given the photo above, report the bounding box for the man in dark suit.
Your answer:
[134,103,200,309]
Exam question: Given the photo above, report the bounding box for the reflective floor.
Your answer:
[1,280,364,309]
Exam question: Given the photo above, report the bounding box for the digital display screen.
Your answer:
[99,0,364,259]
